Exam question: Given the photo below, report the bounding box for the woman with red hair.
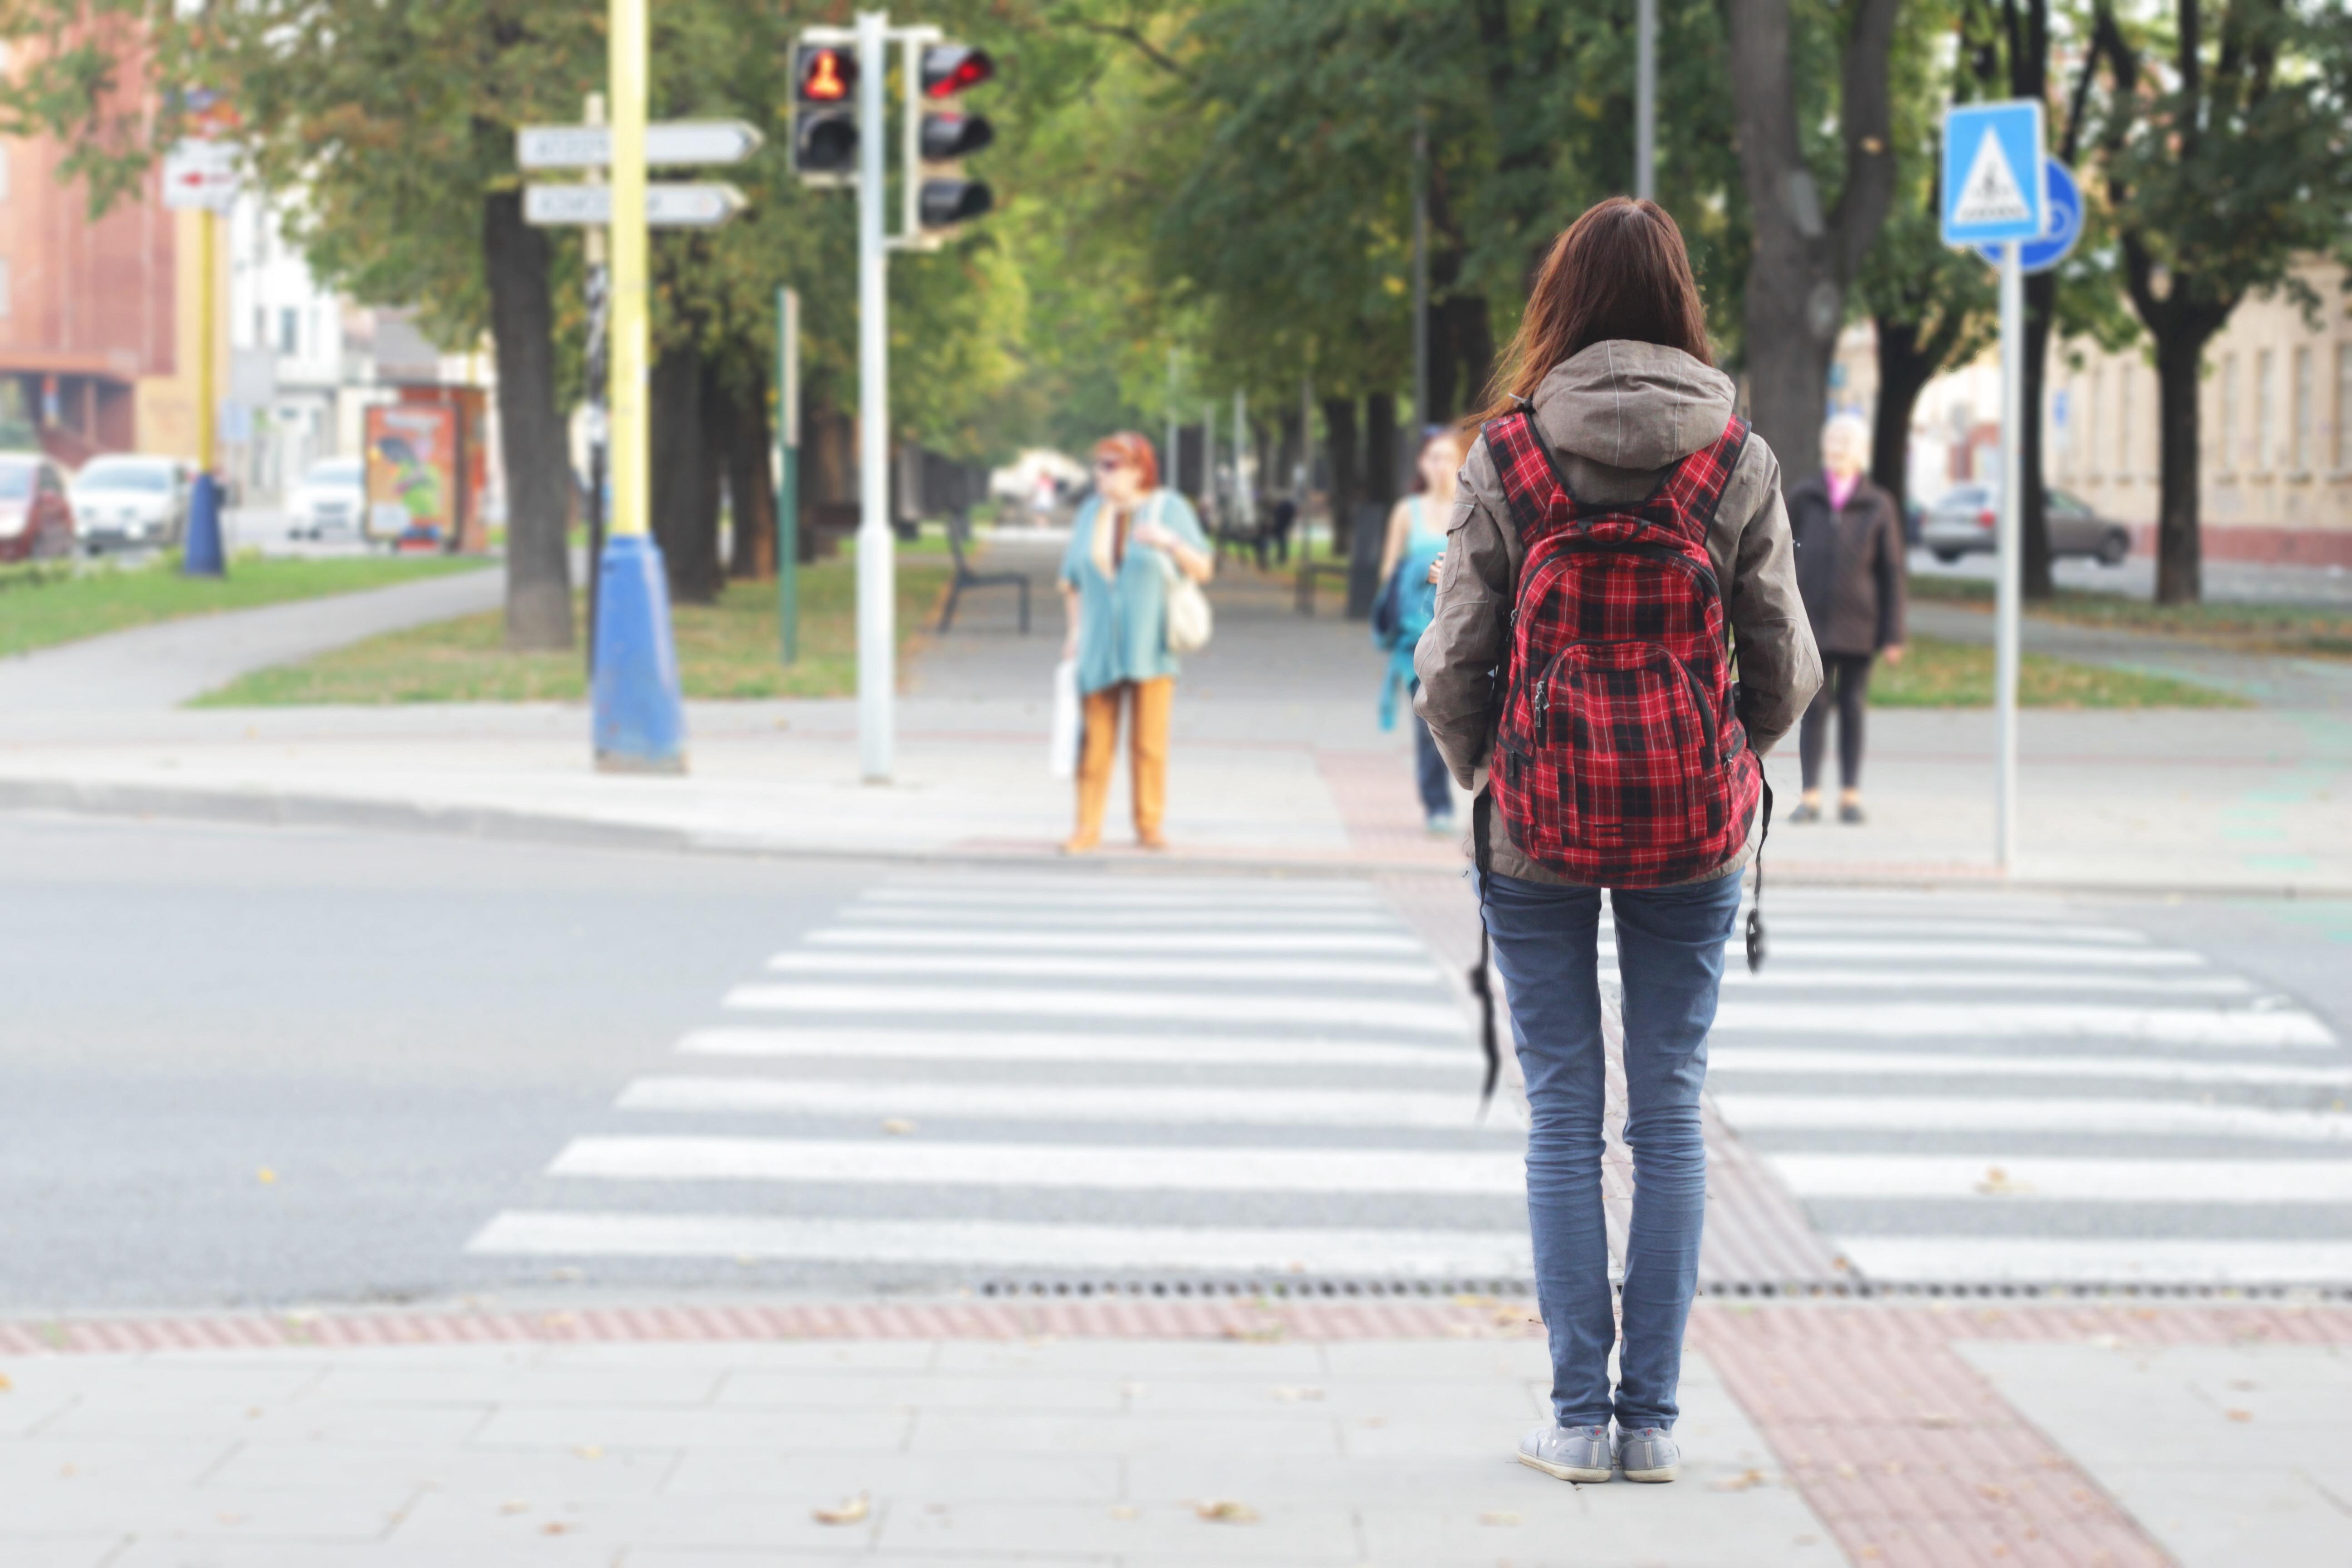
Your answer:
[1056,431,1212,852]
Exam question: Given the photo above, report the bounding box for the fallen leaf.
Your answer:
[1714,1468,1768,1492]
[1833,1463,1858,1480]
[216,1512,247,1525]
[1269,1385,1323,1402]
[542,1521,573,1535]
[813,1492,870,1526]
[1480,1509,1521,1525]
[256,1167,278,1185]
[0,1372,10,1392]
[1359,1415,1387,1428]
[881,1118,917,1136]
[572,1445,603,1460]
[1916,1412,1959,1429]
[1973,1166,2033,1196]
[2225,1408,2253,1422]
[1220,1323,1284,1343]
[1194,1499,1259,1523]
[1978,1483,2012,1503]
[500,1500,530,1515]
[1107,1504,1139,1520]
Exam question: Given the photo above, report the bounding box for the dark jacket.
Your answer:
[1413,340,1823,886]
[1789,473,1906,657]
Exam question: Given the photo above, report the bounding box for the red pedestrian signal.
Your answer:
[913,42,994,238]
[919,46,993,98]
[798,46,855,103]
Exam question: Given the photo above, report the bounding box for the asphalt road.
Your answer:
[5,813,2350,1313]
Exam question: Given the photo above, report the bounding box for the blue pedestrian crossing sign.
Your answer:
[1941,100,2046,246]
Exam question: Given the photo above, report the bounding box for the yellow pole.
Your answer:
[608,0,647,539]
[196,210,216,470]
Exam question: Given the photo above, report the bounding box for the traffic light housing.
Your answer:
[792,42,858,183]
[913,43,994,238]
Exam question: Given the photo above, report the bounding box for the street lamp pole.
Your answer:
[854,7,893,783]
[1411,116,1429,428]
[1635,0,1657,202]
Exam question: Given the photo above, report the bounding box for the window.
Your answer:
[2220,356,2239,473]
[279,308,299,355]
[2087,368,2104,477]
[2117,368,2133,477]
[2337,343,2352,471]
[0,257,10,318]
[252,306,266,348]
[2293,346,2313,473]
[2257,348,2276,473]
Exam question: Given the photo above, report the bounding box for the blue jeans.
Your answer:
[1479,867,1744,1431]
[1411,710,1453,823]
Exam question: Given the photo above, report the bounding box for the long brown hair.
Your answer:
[1473,198,1712,423]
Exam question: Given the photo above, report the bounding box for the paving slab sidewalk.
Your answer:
[2,536,2347,893]
[5,1297,2343,1566]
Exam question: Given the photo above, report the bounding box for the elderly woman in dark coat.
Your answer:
[1787,414,1906,825]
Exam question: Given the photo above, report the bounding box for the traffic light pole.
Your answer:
[856,7,893,783]
[1994,240,2024,871]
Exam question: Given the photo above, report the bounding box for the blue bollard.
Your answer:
[182,472,226,577]
[591,532,687,773]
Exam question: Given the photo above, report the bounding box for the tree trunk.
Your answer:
[481,189,572,649]
[1323,396,1360,556]
[1429,291,1496,423]
[650,337,721,604]
[1870,317,1933,514]
[1726,0,1900,494]
[1275,408,1302,495]
[2153,329,2202,604]
[723,368,776,580]
[1364,392,1399,505]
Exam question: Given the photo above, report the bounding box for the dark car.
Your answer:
[1919,484,2132,565]
[0,453,78,562]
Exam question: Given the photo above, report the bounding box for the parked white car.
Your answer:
[289,457,368,541]
[67,454,186,552]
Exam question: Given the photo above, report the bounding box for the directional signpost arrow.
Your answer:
[525,182,749,228]
[517,119,764,170]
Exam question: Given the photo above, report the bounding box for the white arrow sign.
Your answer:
[517,120,764,171]
[524,183,749,228]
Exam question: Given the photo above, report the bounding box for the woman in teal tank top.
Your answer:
[1375,426,1470,834]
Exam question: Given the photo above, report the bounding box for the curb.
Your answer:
[5,774,2347,897]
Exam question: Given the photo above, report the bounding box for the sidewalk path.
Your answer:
[0,565,503,714]
[0,534,2346,892]
[6,1295,2339,1564]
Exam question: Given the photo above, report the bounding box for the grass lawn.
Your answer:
[1869,633,2248,708]
[1909,573,2352,658]
[0,553,485,660]
[196,551,953,705]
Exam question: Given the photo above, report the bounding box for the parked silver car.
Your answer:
[1921,484,2132,565]
[289,457,368,541]
[68,454,187,552]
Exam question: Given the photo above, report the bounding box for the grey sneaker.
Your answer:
[1517,1420,1613,1483]
[1617,1425,1680,1482]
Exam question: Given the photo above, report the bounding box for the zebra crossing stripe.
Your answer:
[864,888,1379,911]
[1708,1045,2352,1088]
[1603,941,2206,968]
[838,907,1396,931]
[547,1137,1524,1194]
[1767,1152,2352,1203]
[1716,968,2253,995]
[806,928,1428,956]
[1712,1093,2352,1143]
[1834,1235,2352,1286]
[1710,1002,2332,1047]
[761,951,1449,987]
[674,1028,1476,1072]
[1720,918,2152,944]
[614,1076,1512,1130]
[464,1211,1535,1277]
[721,984,1467,1034]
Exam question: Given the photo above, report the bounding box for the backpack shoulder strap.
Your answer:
[1476,404,1574,541]
[1657,413,1751,534]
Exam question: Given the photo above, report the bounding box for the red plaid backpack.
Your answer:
[1478,401,1764,887]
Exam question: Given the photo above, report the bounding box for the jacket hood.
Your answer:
[1528,341,1736,472]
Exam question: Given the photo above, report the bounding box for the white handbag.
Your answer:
[1152,497,1214,654]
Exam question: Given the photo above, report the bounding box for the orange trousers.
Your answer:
[1072,677,1173,847]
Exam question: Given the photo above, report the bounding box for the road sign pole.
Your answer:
[1995,240,2024,872]
[590,0,686,772]
[856,7,893,783]
[1635,0,1656,201]
[777,285,801,666]
[183,206,226,577]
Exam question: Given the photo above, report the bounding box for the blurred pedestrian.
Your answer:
[1373,426,1469,835]
[1787,413,1906,825]
[1416,197,1820,1485]
[1267,494,1297,564]
[1057,431,1213,853]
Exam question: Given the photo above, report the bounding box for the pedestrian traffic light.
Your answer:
[792,42,858,183]
[912,43,994,237]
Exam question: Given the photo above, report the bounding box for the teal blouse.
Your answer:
[1058,489,1209,696]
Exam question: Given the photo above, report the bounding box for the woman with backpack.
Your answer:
[1414,197,1821,1485]
[1373,426,1470,835]
[1058,431,1212,854]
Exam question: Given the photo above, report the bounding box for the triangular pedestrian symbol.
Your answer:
[1953,127,2032,226]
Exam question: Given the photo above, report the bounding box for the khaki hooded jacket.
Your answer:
[1412,340,1823,886]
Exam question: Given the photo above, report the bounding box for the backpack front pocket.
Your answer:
[1538,641,1708,853]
